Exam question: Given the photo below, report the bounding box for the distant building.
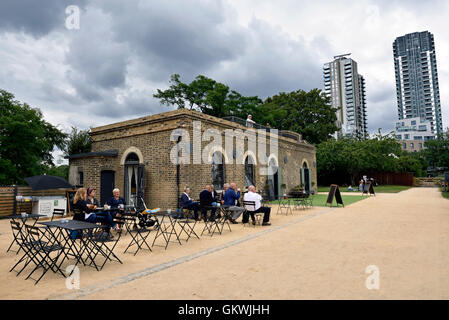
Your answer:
[394,117,434,152]
[323,54,367,139]
[393,31,443,135]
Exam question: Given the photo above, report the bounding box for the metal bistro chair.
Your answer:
[243,201,262,227]
[276,196,293,215]
[177,202,200,242]
[123,214,154,256]
[86,215,124,270]
[200,205,221,236]
[51,209,65,221]
[15,224,65,285]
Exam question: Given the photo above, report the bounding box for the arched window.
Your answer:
[125,152,139,164]
[124,152,143,207]
[211,151,225,190]
[245,156,255,187]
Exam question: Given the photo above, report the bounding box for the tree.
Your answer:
[316,136,420,185]
[63,126,92,156]
[154,74,262,118]
[256,89,338,145]
[0,89,67,185]
[424,131,449,168]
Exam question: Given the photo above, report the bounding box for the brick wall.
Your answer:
[69,109,317,209]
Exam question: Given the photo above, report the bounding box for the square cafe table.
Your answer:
[151,211,182,250]
[202,205,233,236]
[38,220,106,272]
[2,214,46,253]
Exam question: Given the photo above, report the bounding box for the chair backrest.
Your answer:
[243,200,256,212]
[10,220,21,232]
[52,208,65,221]
[72,209,84,221]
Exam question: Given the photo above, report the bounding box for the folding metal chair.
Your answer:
[276,197,293,215]
[210,207,232,235]
[200,206,220,237]
[243,201,262,227]
[7,220,24,254]
[177,208,200,242]
[19,225,65,285]
[85,216,123,270]
[51,208,65,221]
[123,215,153,256]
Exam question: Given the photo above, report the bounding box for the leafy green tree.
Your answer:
[424,131,449,168]
[256,89,338,145]
[0,89,67,184]
[316,136,419,185]
[154,74,261,118]
[63,126,92,156]
[43,164,69,180]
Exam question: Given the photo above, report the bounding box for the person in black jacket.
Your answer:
[180,187,200,220]
[199,185,217,222]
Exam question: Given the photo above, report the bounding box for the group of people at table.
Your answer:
[72,187,125,240]
[70,182,272,241]
[180,183,271,226]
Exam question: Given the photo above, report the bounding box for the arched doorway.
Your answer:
[124,152,145,209]
[211,151,225,190]
[100,170,115,206]
[244,155,255,187]
[301,162,311,194]
[267,157,279,200]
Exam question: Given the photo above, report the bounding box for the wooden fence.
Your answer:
[364,172,415,186]
[0,186,69,217]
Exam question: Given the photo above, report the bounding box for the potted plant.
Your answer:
[281,183,287,199]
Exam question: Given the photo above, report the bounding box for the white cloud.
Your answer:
[0,0,448,136]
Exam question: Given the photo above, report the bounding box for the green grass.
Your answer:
[317,185,412,193]
[440,187,449,200]
[276,194,367,207]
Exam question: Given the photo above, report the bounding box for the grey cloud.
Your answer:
[0,0,87,37]
[98,0,247,82]
[211,18,324,98]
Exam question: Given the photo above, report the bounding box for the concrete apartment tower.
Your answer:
[393,31,443,136]
[323,54,368,139]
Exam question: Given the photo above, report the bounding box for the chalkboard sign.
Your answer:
[66,190,77,213]
[363,182,375,196]
[326,184,344,207]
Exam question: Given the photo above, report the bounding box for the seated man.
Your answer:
[199,184,217,222]
[223,183,244,224]
[243,185,271,226]
[180,187,200,220]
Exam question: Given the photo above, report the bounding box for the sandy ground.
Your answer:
[1,187,449,300]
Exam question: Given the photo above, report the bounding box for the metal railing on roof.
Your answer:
[221,116,300,142]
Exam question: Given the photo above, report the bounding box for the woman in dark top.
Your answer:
[73,187,113,239]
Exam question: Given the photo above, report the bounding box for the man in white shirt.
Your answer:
[246,114,256,128]
[243,185,271,226]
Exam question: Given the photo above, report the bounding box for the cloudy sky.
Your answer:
[1,0,448,146]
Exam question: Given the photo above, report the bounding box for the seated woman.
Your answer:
[106,188,126,230]
[73,187,113,239]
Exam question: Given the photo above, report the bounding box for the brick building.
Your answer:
[68,109,317,209]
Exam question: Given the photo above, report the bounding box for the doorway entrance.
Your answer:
[100,170,115,206]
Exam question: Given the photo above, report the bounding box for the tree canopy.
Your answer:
[153,74,262,118]
[424,131,449,168]
[154,74,338,145]
[63,126,92,156]
[0,89,67,185]
[317,135,427,185]
[253,89,338,145]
